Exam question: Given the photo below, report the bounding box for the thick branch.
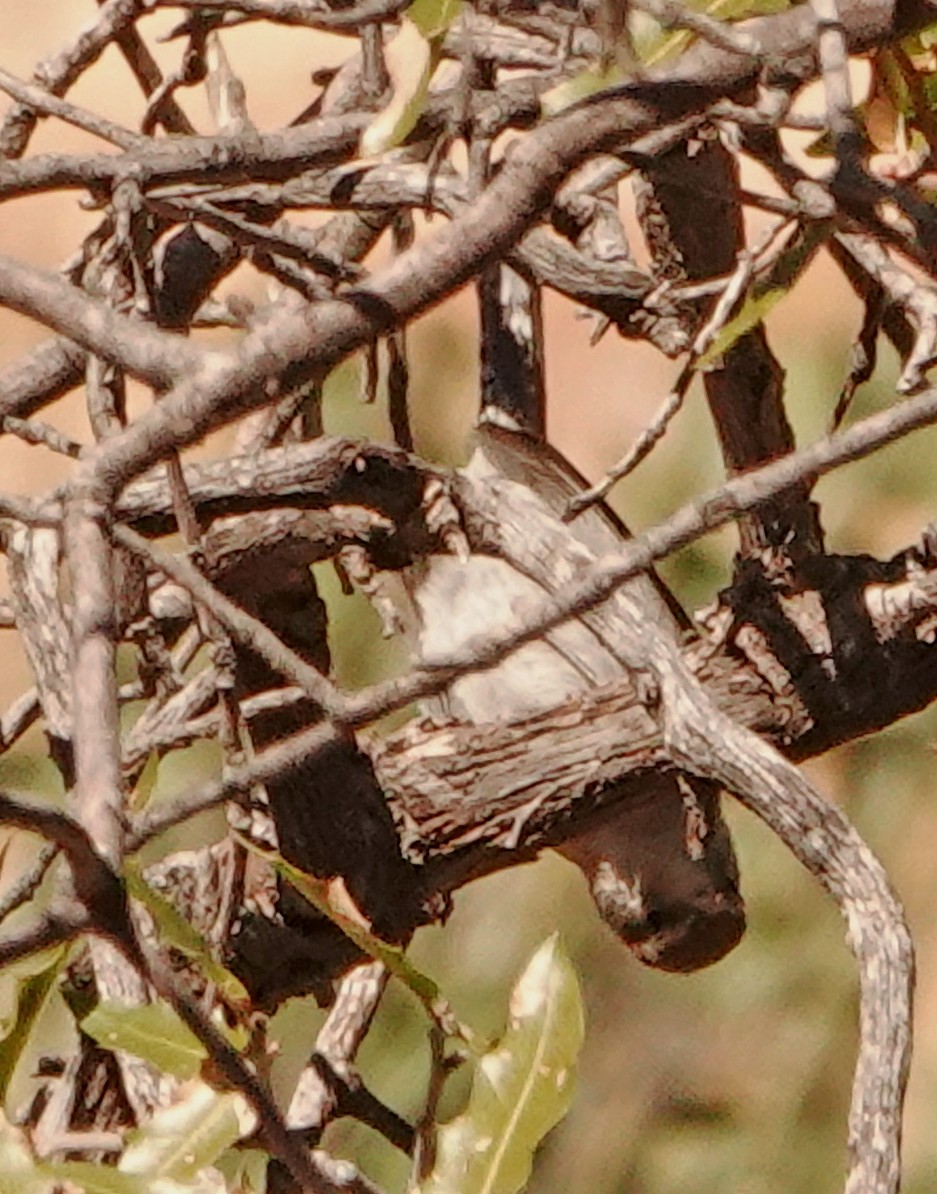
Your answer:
[0,116,368,202]
[0,255,201,389]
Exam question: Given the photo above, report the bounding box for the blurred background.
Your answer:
[2,3,937,1191]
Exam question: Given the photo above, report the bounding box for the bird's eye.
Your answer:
[643,907,664,934]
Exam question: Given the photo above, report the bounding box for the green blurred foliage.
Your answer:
[81,1001,211,1083]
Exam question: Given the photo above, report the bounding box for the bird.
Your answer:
[407,407,745,973]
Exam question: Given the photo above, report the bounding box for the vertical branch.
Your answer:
[636,132,824,559]
[469,59,546,437]
[63,485,122,882]
[64,472,177,1120]
[388,213,414,451]
[477,264,546,434]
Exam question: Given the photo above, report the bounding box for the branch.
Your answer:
[0,792,124,941]
[120,381,937,859]
[142,955,360,1194]
[0,116,369,202]
[0,0,144,157]
[0,255,200,389]
[0,65,145,150]
[155,0,411,32]
[0,906,87,969]
[78,0,936,499]
[0,336,85,421]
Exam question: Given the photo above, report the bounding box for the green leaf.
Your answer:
[38,1162,143,1194]
[543,0,789,115]
[125,866,250,1009]
[0,946,66,1104]
[408,0,461,38]
[360,19,434,156]
[642,0,788,68]
[215,1147,268,1194]
[416,934,585,1194]
[360,0,460,153]
[118,1081,255,1184]
[541,65,625,117]
[130,750,161,810]
[698,287,787,366]
[81,1002,207,1082]
[0,1113,50,1194]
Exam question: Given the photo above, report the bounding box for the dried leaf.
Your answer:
[234,835,474,1045]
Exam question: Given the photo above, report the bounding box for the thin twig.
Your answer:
[112,524,345,718]
[100,0,197,136]
[565,217,797,517]
[0,0,145,158]
[831,283,885,429]
[409,1024,448,1186]
[150,197,357,281]
[0,254,201,391]
[0,65,144,150]
[152,0,410,32]
[0,844,57,925]
[1,414,84,459]
[0,793,128,947]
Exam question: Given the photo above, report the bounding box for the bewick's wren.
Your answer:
[409,414,745,973]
